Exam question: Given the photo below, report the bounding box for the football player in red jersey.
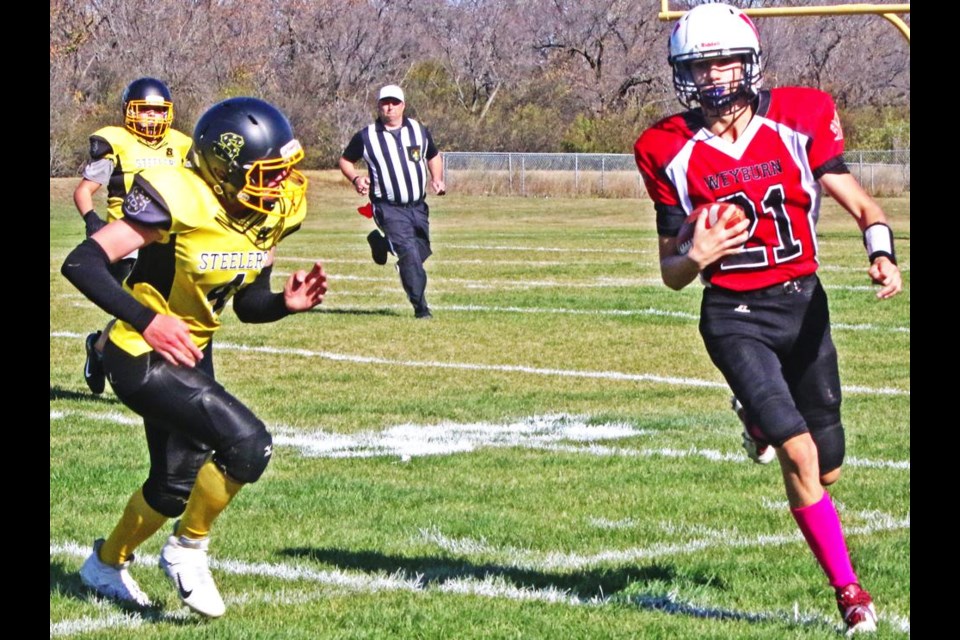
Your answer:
[634,3,902,634]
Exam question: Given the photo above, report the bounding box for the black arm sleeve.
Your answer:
[60,238,157,333]
[232,265,291,323]
[812,154,850,180]
[655,202,688,237]
[83,210,107,237]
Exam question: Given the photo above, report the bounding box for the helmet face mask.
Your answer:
[668,3,763,114]
[234,138,307,216]
[122,78,174,143]
[191,97,308,246]
[674,54,754,114]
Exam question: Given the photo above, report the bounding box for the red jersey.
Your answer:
[635,87,846,291]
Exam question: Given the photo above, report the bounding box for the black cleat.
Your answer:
[84,331,106,395]
[367,230,389,265]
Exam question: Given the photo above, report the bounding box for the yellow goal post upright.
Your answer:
[657,2,910,43]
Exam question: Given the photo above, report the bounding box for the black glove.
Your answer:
[83,210,107,237]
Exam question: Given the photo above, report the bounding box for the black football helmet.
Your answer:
[190,97,307,220]
[122,77,174,143]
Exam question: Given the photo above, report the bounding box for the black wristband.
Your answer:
[236,291,290,323]
[352,175,362,186]
[232,265,292,323]
[264,292,292,320]
[83,209,107,237]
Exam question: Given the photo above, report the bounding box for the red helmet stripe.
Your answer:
[738,13,760,41]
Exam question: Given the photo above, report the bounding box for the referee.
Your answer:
[339,84,446,319]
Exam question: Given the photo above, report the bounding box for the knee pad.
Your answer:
[811,421,845,475]
[800,394,842,430]
[212,429,273,484]
[750,391,807,447]
[141,479,190,518]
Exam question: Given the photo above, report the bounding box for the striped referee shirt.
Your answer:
[342,117,439,205]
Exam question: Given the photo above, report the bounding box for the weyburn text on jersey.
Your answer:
[704,160,783,190]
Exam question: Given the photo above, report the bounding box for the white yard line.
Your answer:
[441,244,651,254]
[50,295,910,331]
[207,342,914,396]
[50,537,910,635]
[272,255,902,274]
[272,270,902,294]
[51,410,911,471]
[429,303,701,320]
[416,514,910,572]
[51,612,145,637]
[50,331,910,396]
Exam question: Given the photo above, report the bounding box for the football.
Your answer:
[675,203,747,256]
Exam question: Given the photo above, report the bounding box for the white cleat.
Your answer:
[79,538,152,606]
[159,533,226,618]
[741,429,777,464]
[732,396,776,464]
[837,583,878,635]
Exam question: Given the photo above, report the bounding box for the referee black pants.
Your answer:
[374,200,432,316]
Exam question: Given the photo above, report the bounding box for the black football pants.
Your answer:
[698,274,845,473]
[102,340,268,517]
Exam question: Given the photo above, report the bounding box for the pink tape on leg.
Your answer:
[791,491,858,588]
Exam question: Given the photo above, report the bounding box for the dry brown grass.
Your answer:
[447,169,647,199]
[446,166,908,199]
[848,164,910,197]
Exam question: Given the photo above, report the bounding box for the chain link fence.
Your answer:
[443,150,910,198]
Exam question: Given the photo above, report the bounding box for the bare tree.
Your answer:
[527,0,667,116]
[50,0,268,173]
[260,0,425,163]
[408,0,534,121]
[726,2,910,109]
[50,0,909,173]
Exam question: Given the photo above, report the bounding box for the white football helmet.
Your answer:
[668,2,763,111]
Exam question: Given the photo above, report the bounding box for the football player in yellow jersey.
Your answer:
[62,97,327,618]
[74,77,194,395]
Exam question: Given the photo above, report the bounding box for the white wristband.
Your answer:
[863,223,896,264]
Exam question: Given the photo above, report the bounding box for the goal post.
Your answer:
[657,2,910,43]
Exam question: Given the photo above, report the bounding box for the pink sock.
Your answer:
[790,491,858,588]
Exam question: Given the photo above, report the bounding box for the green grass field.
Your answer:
[50,172,910,639]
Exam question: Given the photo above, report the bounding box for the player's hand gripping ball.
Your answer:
[675,203,747,256]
